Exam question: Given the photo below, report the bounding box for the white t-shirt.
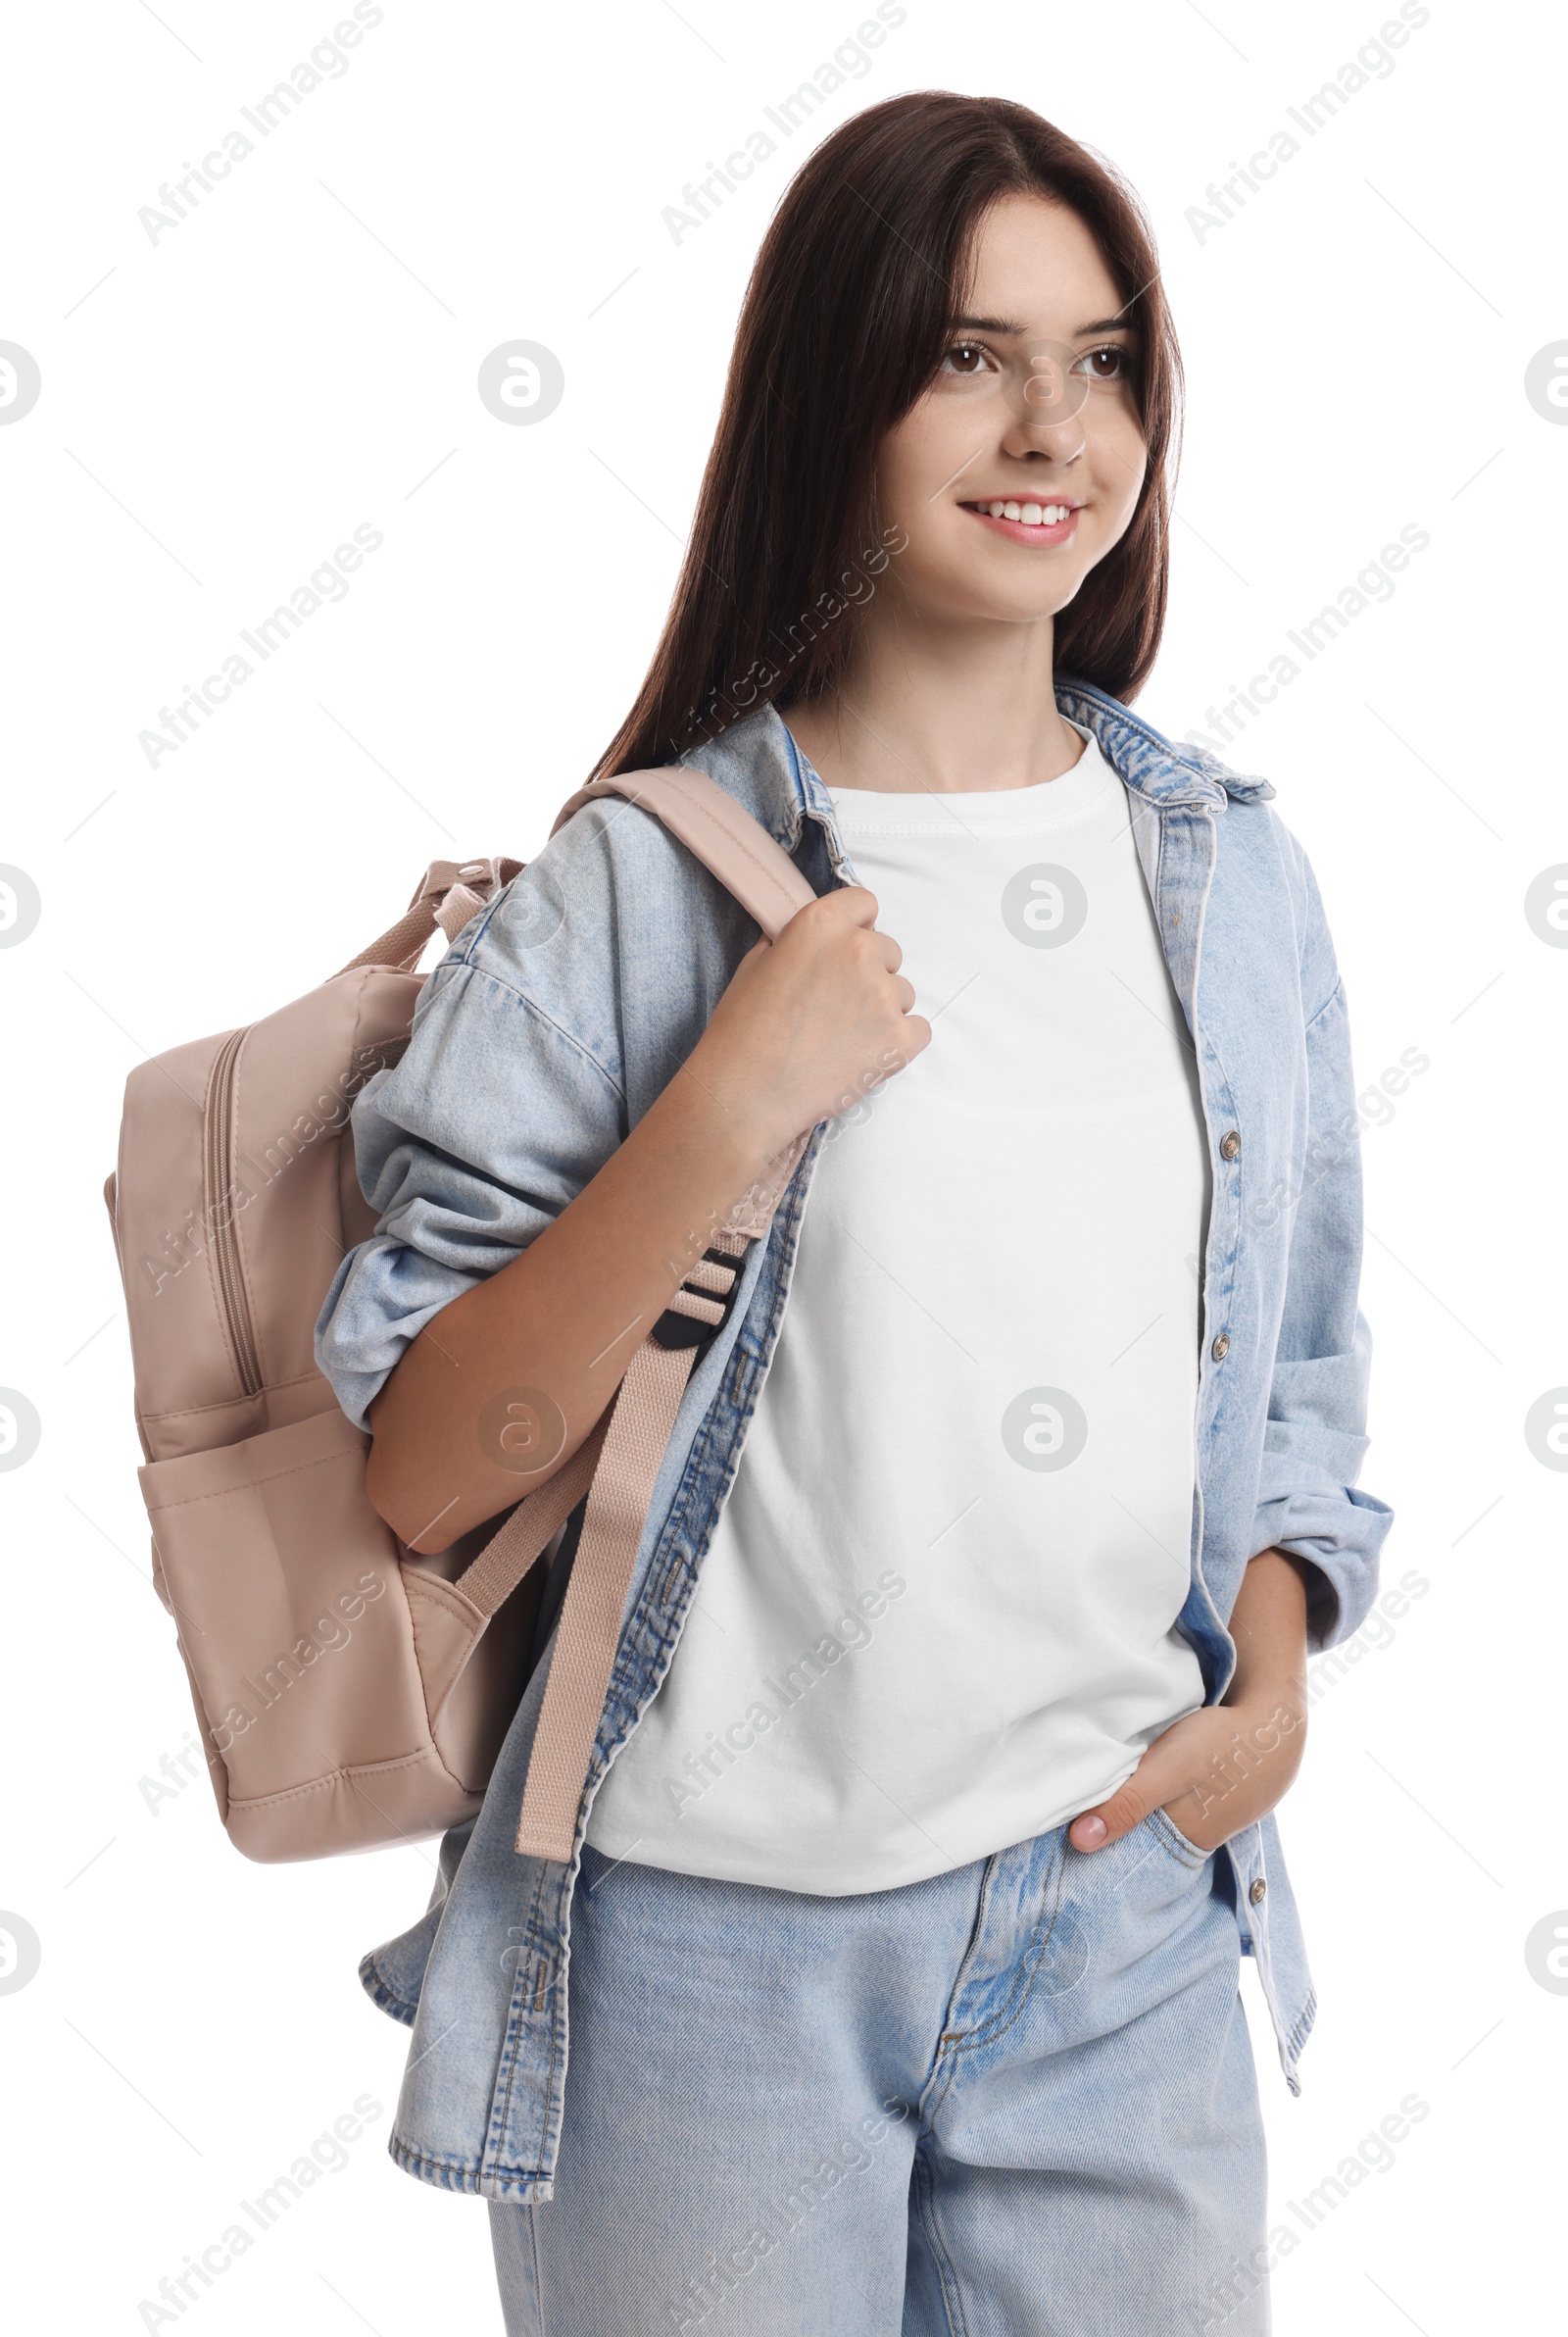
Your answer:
[585,722,1210,1894]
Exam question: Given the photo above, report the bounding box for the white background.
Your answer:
[2,1,1564,2330]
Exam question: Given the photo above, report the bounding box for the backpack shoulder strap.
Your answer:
[553,766,815,941]
[487,764,818,1861]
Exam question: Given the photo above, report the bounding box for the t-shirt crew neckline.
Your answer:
[815,719,1116,835]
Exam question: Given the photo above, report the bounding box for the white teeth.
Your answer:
[976,499,1076,525]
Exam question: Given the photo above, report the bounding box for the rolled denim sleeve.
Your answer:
[312,822,641,1430]
[1250,868,1394,1649]
[313,956,627,1429]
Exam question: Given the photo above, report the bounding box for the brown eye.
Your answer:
[1084,346,1127,380]
[944,342,986,374]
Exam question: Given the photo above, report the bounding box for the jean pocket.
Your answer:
[1146,1807,1213,1867]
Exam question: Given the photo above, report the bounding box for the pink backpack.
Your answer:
[105,770,813,1863]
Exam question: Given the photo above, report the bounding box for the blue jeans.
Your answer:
[488,1816,1268,2335]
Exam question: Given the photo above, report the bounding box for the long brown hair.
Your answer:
[596,90,1182,778]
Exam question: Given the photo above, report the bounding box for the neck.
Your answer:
[781,603,1086,795]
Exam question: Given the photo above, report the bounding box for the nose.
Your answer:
[1002,341,1088,463]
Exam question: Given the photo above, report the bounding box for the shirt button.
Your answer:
[1211,1332,1231,1361]
[1249,1877,1267,1906]
[1219,1129,1241,1161]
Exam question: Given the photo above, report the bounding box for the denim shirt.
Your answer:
[315,679,1394,2200]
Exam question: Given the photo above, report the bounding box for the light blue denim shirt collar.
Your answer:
[683,678,1276,872]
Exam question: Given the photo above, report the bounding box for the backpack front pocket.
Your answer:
[136,1406,506,1861]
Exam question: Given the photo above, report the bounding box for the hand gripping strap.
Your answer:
[555,765,816,1236]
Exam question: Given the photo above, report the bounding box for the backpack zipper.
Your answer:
[204,1025,263,1398]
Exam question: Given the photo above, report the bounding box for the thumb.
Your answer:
[1068,1775,1155,1854]
[1067,1725,1203,1851]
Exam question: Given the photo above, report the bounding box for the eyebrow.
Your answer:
[952,313,1138,337]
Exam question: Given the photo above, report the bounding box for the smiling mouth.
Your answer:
[960,498,1081,542]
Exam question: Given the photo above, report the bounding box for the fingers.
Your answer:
[824,884,880,928]
[873,1014,931,1074]
[784,886,906,971]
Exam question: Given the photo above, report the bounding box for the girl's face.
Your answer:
[874,192,1149,633]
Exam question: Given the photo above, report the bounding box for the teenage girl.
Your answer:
[318,89,1391,2336]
